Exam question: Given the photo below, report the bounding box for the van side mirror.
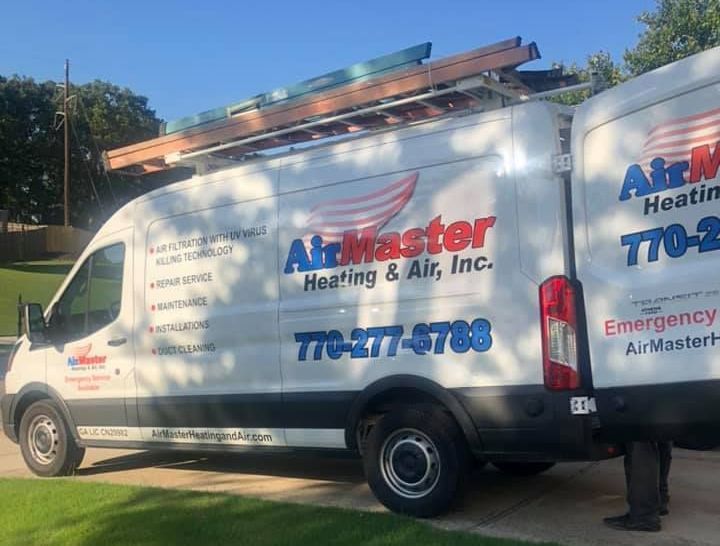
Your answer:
[21,303,47,344]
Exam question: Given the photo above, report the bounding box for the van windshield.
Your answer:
[50,243,125,342]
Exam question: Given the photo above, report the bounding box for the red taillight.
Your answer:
[539,276,579,391]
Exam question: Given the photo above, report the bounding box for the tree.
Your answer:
[0,76,163,228]
[551,51,624,106]
[69,81,163,228]
[0,77,62,223]
[624,0,720,76]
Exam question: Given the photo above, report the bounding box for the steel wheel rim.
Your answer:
[380,428,440,499]
[27,414,59,466]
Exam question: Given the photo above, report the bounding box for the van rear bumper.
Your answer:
[452,386,620,461]
[593,380,720,444]
[1,394,17,443]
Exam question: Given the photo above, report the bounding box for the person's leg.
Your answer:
[658,441,672,514]
[604,444,633,524]
[624,442,633,507]
[605,441,661,531]
[627,441,661,523]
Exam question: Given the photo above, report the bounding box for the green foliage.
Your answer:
[0,77,62,223]
[0,478,557,546]
[551,51,625,106]
[0,77,162,229]
[624,0,720,76]
[552,0,720,105]
[69,81,163,228]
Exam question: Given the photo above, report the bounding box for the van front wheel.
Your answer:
[19,400,85,477]
[363,406,469,517]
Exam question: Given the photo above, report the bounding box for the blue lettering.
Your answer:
[284,239,312,274]
[620,159,691,201]
[666,160,689,189]
[619,164,654,201]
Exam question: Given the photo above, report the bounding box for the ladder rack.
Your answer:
[104,37,545,175]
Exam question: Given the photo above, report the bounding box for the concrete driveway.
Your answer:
[1,410,719,546]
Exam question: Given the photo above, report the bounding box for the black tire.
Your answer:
[363,405,469,517]
[18,400,85,477]
[492,461,556,476]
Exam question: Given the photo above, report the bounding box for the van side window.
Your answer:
[50,243,125,342]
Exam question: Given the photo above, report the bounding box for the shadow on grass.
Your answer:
[1,479,543,546]
[1,262,74,275]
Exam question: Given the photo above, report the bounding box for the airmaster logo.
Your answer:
[283,172,497,274]
[618,107,720,212]
[67,344,107,368]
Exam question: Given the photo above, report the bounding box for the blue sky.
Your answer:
[1,0,655,122]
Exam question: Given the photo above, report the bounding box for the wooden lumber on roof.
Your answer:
[104,37,540,174]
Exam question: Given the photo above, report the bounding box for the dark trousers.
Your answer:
[624,441,673,522]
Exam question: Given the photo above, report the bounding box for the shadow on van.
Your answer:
[80,449,367,484]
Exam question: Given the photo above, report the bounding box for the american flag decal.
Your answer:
[72,344,92,358]
[640,106,720,166]
[306,172,419,241]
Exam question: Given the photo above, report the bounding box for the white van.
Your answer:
[3,47,719,517]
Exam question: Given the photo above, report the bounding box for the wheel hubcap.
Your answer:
[380,428,440,499]
[28,414,59,465]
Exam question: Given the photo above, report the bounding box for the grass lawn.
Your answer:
[0,260,74,335]
[0,479,557,546]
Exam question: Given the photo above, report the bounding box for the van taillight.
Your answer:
[539,276,579,391]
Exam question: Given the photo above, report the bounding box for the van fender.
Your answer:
[8,383,81,443]
[345,375,483,453]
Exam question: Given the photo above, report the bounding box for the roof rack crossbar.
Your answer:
[105,37,540,174]
[166,77,498,164]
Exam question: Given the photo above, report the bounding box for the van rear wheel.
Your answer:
[19,400,85,477]
[363,405,469,517]
[492,461,556,476]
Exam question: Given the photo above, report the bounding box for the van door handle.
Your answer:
[107,337,127,347]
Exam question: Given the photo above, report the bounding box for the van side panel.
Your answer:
[573,47,720,439]
[130,167,286,446]
[277,103,594,457]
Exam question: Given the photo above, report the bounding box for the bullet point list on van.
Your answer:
[151,305,156,311]
[153,245,234,266]
[152,272,214,289]
[149,326,154,333]
[151,348,157,355]
[151,227,269,256]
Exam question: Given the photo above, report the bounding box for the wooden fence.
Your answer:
[0,224,93,263]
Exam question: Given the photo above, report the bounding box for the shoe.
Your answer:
[603,514,661,532]
[660,507,669,516]
[603,514,629,525]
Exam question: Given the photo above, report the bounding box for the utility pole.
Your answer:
[63,59,70,227]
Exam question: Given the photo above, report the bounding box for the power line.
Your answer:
[76,94,119,207]
[70,116,106,216]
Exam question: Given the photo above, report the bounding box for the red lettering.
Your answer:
[604,320,615,336]
[426,216,445,254]
[400,228,425,258]
[689,142,720,183]
[444,221,472,252]
[339,228,376,265]
[374,232,401,261]
[472,216,496,248]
